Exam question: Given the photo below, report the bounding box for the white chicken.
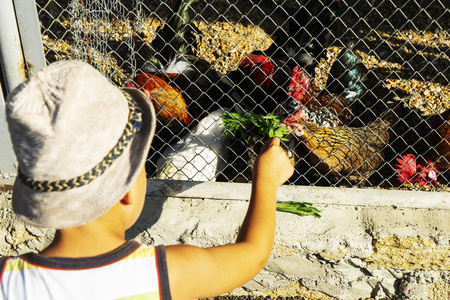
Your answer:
[155,109,230,181]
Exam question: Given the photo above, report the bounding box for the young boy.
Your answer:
[0,60,294,299]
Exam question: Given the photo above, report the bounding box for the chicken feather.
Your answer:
[289,109,396,183]
[130,73,192,126]
[427,109,450,170]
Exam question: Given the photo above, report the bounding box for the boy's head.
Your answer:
[6,60,156,229]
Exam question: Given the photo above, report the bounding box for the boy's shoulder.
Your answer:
[0,241,161,273]
[0,242,171,299]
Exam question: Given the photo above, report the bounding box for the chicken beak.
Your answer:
[296,130,305,137]
[285,123,305,137]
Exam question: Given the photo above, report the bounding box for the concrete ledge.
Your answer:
[148,179,450,209]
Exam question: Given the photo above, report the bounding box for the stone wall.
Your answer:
[1,180,450,299]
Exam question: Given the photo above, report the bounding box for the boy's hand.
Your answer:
[167,137,294,300]
[252,137,295,187]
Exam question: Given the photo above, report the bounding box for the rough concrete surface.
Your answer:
[1,180,450,299]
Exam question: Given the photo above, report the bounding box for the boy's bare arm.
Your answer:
[166,137,294,300]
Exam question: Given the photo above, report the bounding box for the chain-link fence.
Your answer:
[35,0,449,190]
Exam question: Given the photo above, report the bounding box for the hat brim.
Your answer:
[12,88,156,229]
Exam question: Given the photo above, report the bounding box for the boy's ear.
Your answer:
[120,192,132,205]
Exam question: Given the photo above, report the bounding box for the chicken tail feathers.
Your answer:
[169,0,199,54]
[326,43,368,103]
[146,0,199,72]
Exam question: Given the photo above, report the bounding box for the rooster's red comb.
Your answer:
[394,154,417,184]
[239,54,274,88]
[288,66,310,101]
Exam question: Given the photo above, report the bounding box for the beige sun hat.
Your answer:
[6,60,156,229]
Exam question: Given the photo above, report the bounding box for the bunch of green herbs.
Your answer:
[221,111,291,143]
[221,111,322,219]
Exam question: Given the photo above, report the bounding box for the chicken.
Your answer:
[224,0,348,116]
[284,44,368,128]
[260,0,349,75]
[238,54,275,89]
[286,66,351,127]
[326,43,369,103]
[155,109,229,181]
[427,109,450,170]
[126,73,192,127]
[394,154,438,186]
[140,0,232,121]
[128,0,200,129]
[223,53,292,115]
[285,109,396,185]
[130,0,241,177]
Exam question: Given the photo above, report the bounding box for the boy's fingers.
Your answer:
[259,137,279,154]
[268,137,280,146]
[262,137,295,166]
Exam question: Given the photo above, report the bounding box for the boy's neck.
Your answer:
[40,220,126,258]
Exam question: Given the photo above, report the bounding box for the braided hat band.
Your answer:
[18,91,143,192]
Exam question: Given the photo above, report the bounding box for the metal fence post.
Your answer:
[0,0,46,186]
[0,0,22,185]
[0,79,17,186]
[13,0,46,76]
[0,0,27,94]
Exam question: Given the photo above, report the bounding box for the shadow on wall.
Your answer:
[125,194,165,242]
[125,179,205,242]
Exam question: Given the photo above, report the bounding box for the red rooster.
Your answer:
[235,44,366,129]
[223,52,292,115]
[126,73,192,127]
[287,66,352,127]
[394,154,439,186]
[284,42,369,128]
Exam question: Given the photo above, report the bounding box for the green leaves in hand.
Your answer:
[221,111,291,143]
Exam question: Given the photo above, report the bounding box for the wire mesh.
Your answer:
[35,0,449,190]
